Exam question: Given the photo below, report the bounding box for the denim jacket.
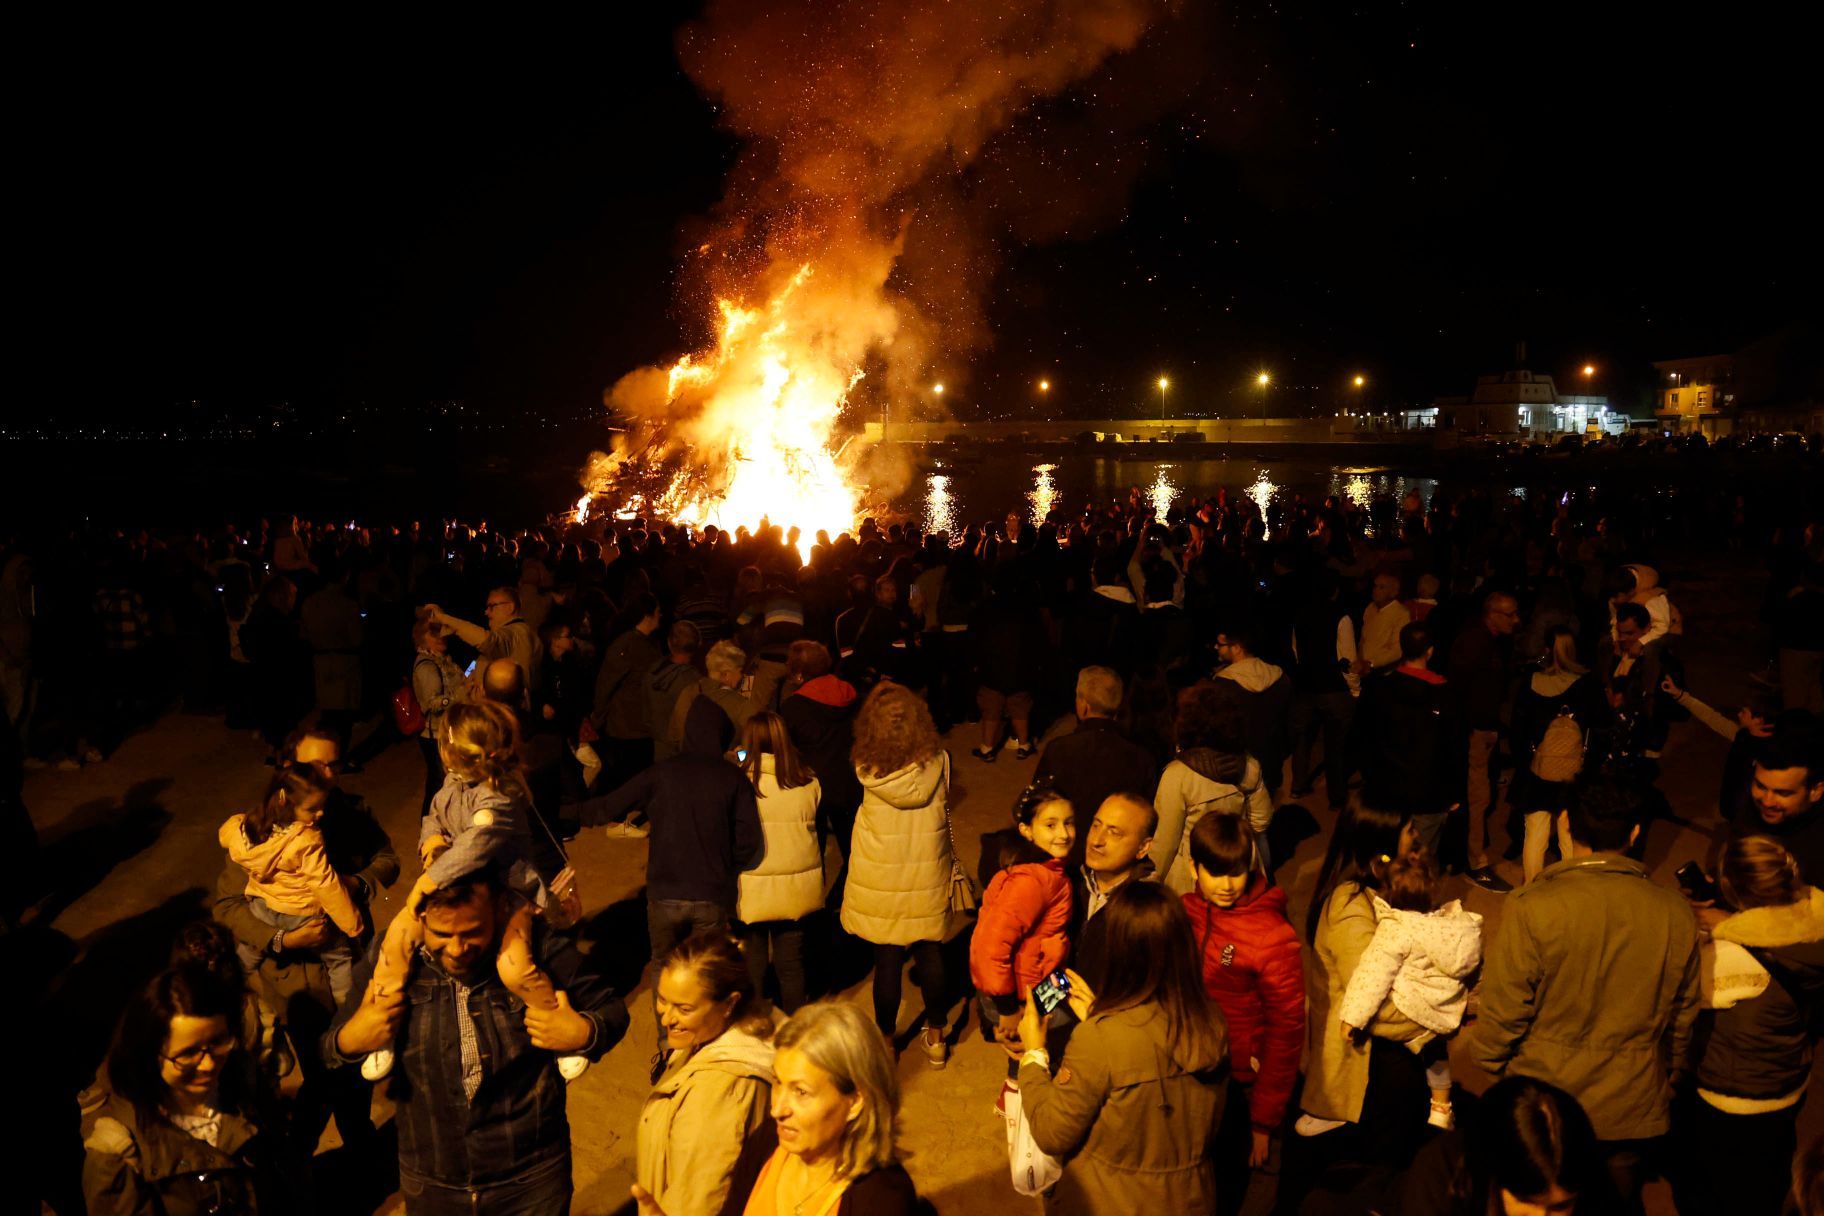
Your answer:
[323,918,627,1187]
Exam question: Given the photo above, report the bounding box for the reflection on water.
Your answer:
[911,456,1443,536]
[1029,463,1058,525]
[924,474,956,537]
[1149,468,1176,520]
[1248,472,1277,539]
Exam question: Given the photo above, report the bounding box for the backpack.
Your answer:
[392,657,434,737]
[1530,708,1586,784]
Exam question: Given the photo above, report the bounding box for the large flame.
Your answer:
[586,259,884,555]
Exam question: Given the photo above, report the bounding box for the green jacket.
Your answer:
[1466,853,1700,1141]
[1020,1004,1227,1214]
[81,1088,268,1216]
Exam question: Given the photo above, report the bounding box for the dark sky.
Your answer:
[34,3,1817,427]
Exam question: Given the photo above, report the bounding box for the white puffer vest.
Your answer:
[736,758,824,925]
[840,752,953,946]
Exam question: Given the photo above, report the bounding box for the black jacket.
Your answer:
[779,675,864,836]
[1034,718,1158,864]
[1362,667,1463,817]
[586,696,763,906]
[1446,624,1512,732]
[1693,892,1824,1101]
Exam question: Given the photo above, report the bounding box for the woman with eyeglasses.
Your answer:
[82,964,282,1215]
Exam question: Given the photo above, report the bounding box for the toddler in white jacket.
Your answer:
[1337,850,1483,1129]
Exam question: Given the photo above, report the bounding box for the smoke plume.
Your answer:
[590,0,1173,533]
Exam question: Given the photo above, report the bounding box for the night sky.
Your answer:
[37,2,1816,428]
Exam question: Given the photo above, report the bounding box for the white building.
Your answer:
[1433,369,1624,438]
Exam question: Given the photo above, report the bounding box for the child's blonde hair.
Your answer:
[439,700,525,793]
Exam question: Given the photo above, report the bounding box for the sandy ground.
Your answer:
[23,548,1819,1214]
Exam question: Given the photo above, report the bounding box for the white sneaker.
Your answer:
[1428,1100,1455,1130]
[557,1054,590,1082]
[361,1049,395,1082]
[604,820,650,839]
[1295,1114,1346,1137]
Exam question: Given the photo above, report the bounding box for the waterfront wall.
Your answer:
[860,417,1434,445]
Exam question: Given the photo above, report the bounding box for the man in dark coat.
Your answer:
[1034,666,1157,865]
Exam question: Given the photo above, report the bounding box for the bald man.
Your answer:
[1067,792,1158,991]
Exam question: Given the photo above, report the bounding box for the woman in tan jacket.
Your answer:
[1018,881,1229,1214]
[636,932,777,1216]
[1285,799,1428,1213]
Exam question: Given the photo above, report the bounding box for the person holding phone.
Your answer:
[970,782,1076,1062]
[1016,881,1228,1214]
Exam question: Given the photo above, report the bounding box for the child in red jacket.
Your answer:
[970,781,1074,1065]
[1183,813,1304,1194]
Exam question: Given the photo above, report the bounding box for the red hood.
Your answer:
[794,674,858,709]
[1396,663,1447,685]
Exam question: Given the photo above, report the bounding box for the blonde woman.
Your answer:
[842,682,956,1067]
[634,1001,920,1216]
[735,711,823,1012]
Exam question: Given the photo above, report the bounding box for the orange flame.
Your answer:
[588,260,885,561]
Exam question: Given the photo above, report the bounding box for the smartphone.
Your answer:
[735,748,748,762]
[1675,861,1720,904]
[1032,967,1072,1016]
[464,660,477,678]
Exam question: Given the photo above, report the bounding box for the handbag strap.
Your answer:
[938,750,966,875]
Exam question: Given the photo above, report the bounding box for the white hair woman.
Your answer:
[632,1001,921,1216]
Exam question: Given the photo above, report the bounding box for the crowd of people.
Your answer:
[7,465,1824,1216]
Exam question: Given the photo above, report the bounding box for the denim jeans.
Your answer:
[736,919,808,1012]
[243,897,357,1003]
[399,1149,571,1215]
[1289,690,1356,808]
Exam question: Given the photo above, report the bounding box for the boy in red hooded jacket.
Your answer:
[1183,813,1304,1199]
[970,781,1075,1069]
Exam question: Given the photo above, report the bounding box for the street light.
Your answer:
[1353,374,1365,387]
[1256,371,1270,420]
[1038,378,1050,394]
[1157,376,1170,423]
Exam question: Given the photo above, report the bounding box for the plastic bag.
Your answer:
[999,1079,1063,1196]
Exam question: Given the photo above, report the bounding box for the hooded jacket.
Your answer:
[735,756,824,925]
[1155,753,1271,889]
[1337,897,1484,1037]
[840,752,954,946]
[591,696,763,907]
[218,815,363,937]
[1694,886,1824,1106]
[1020,1003,1228,1215]
[82,1087,269,1216]
[780,675,863,833]
[1184,881,1304,1132]
[970,857,1072,1000]
[636,1026,775,1216]
[1213,656,1294,788]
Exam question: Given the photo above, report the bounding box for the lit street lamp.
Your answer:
[1157,376,1170,423]
[1256,371,1270,420]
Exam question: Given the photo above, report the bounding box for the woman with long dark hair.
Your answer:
[81,965,282,1215]
[734,711,823,1012]
[1400,1076,1610,1215]
[1017,881,1228,1212]
[1284,797,1429,1212]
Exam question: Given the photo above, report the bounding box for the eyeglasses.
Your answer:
[162,1034,239,1071]
[485,600,512,611]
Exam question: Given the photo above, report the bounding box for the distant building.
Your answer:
[1652,354,1736,437]
[1431,364,1623,439]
